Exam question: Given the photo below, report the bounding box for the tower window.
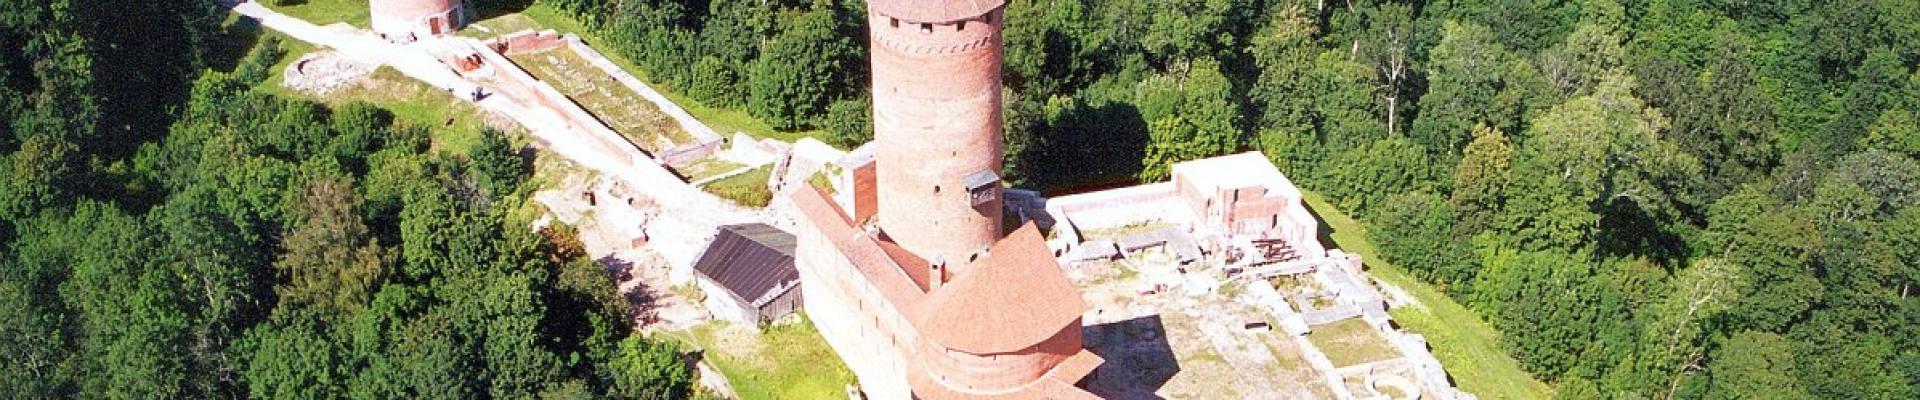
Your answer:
[889,18,899,28]
[920,23,933,33]
[957,21,967,31]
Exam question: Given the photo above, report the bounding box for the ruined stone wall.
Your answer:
[473,43,639,166]
[868,8,1006,264]
[1224,187,1285,235]
[565,36,726,164]
[494,30,567,55]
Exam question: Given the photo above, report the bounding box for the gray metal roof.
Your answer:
[692,224,799,306]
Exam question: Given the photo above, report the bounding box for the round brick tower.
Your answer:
[370,0,464,43]
[867,0,1008,266]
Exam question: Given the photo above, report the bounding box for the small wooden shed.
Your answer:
[691,224,802,325]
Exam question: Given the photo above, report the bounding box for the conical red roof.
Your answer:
[911,223,1087,354]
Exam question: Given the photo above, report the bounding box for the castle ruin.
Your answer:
[788,0,1105,397]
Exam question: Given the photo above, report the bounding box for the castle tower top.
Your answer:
[867,0,1006,23]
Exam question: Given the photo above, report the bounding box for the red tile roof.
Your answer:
[789,186,928,308]
[911,223,1088,354]
[867,0,1006,23]
[879,239,934,293]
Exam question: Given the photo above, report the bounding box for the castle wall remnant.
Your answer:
[370,0,464,43]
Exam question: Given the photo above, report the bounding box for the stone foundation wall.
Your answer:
[492,29,567,55]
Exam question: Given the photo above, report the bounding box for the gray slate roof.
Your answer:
[692,224,799,306]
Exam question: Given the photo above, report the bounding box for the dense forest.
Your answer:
[1,0,1915,398]
[0,0,697,398]
[552,0,1920,398]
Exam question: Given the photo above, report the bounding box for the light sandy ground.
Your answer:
[531,164,707,332]
[1077,250,1336,399]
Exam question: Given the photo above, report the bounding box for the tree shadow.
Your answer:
[597,254,635,282]
[1082,315,1179,399]
[597,254,661,325]
[207,14,266,74]
[469,0,535,22]
[1596,198,1688,266]
[1025,100,1149,195]
[1301,200,1344,253]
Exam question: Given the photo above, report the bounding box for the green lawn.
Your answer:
[230,19,487,154]
[699,166,773,208]
[460,13,544,37]
[233,9,488,153]
[672,158,747,182]
[1302,191,1553,399]
[499,5,830,145]
[270,0,371,27]
[1080,219,1177,241]
[679,319,856,400]
[249,32,492,157]
[509,47,692,152]
[305,67,493,154]
[1307,318,1400,367]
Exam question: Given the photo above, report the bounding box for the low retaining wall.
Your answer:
[493,29,568,55]
[1043,182,1184,244]
[471,37,639,166]
[659,139,723,168]
[565,36,725,144]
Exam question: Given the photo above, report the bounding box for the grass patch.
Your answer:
[1302,191,1553,399]
[699,166,772,208]
[261,59,494,155]
[1306,319,1399,367]
[1081,219,1177,241]
[673,157,748,182]
[322,67,493,154]
[245,30,315,87]
[806,171,835,195]
[460,13,544,37]
[269,0,371,27]
[232,22,493,155]
[680,318,856,400]
[482,5,828,144]
[508,48,692,152]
